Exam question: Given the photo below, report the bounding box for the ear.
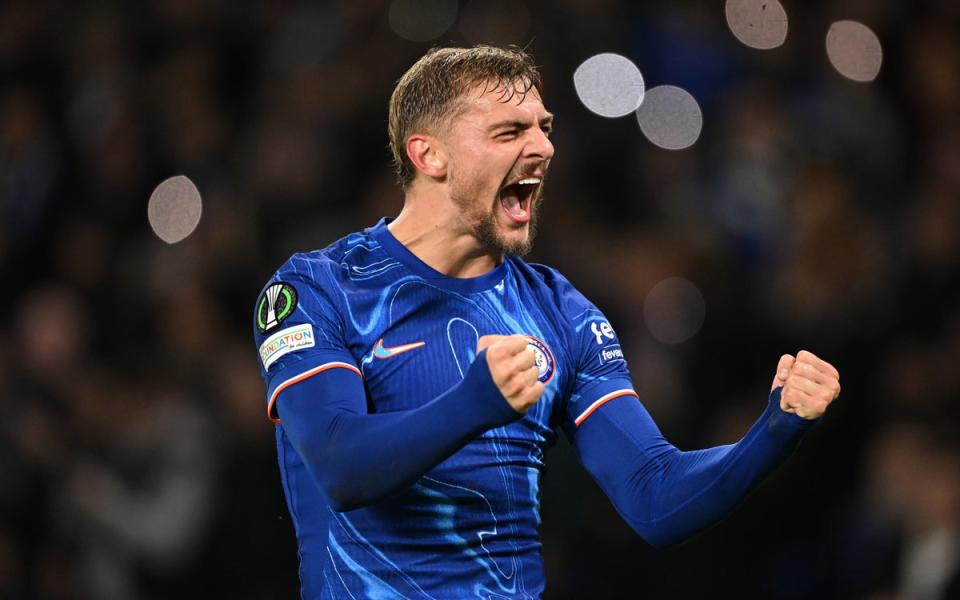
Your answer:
[406,134,447,180]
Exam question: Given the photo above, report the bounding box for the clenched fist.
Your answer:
[770,350,841,420]
[477,334,545,414]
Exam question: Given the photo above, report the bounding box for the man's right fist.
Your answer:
[477,334,545,414]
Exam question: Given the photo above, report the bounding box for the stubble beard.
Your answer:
[450,174,541,258]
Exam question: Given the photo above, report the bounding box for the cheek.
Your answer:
[449,144,514,198]
[457,164,499,197]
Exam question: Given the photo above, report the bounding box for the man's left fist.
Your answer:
[770,350,840,420]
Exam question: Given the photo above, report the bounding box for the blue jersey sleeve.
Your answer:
[561,295,637,434]
[277,348,521,511]
[547,273,816,549]
[572,386,814,548]
[253,254,360,422]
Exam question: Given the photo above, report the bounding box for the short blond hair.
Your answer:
[388,45,542,188]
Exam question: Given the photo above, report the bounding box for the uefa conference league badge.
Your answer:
[257,282,298,334]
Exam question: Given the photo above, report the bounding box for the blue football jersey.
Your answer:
[253,218,637,599]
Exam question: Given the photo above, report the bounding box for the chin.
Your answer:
[502,228,532,254]
[490,221,536,257]
[459,190,540,257]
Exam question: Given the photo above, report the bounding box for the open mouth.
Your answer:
[499,177,541,224]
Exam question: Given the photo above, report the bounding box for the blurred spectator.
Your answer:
[59,372,215,599]
[834,425,960,598]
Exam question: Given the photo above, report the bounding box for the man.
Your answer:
[252,45,840,598]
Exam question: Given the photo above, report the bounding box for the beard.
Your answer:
[449,170,543,257]
[470,201,539,256]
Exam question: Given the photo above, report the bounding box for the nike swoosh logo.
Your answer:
[373,338,426,359]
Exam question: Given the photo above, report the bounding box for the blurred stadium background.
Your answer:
[2,0,959,598]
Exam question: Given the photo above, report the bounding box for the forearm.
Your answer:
[577,388,814,548]
[278,350,519,511]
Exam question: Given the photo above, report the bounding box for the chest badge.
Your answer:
[526,336,556,384]
[373,338,426,359]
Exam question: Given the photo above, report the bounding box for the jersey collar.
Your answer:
[369,218,509,294]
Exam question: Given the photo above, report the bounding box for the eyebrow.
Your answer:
[488,114,555,132]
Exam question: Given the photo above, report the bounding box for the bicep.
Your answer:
[570,394,691,547]
[271,365,368,510]
[274,364,367,441]
[571,387,805,549]
[571,392,677,496]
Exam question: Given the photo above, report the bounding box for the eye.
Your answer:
[498,129,519,139]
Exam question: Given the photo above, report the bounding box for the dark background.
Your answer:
[1,0,958,598]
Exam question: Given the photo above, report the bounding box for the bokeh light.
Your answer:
[826,20,883,82]
[573,53,645,118]
[636,85,703,150]
[459,0,531,46]
[643,277,706,345]
[147,175,202,244]
[725,0,789,50]
[388,0,458,43]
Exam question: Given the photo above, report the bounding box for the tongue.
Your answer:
[500,185,527,218]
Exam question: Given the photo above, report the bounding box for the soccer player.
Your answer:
[252,45,841,598]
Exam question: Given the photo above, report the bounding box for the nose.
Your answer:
[526,126,554,161]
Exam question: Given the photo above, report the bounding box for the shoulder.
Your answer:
[507,257,602,321]
[269,224,391,291]
[253,227,381,328]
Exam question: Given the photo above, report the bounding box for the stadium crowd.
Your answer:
[1,1,958,598]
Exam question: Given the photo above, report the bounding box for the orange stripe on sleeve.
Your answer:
[574,389,639,427]
[267,361,363,424]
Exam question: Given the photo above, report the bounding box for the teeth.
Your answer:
[517,177,541,185]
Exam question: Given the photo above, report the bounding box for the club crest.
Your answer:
[527,336,556,384]
[257,282,298,333]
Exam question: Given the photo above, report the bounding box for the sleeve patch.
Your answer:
[260,323,315,370]
[256,281,299,333]
[598,344,624,365]
[589,320,617,345]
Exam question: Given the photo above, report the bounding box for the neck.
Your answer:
[388,184,501,279]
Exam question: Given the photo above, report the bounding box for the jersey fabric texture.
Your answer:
[253,218,635,599]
